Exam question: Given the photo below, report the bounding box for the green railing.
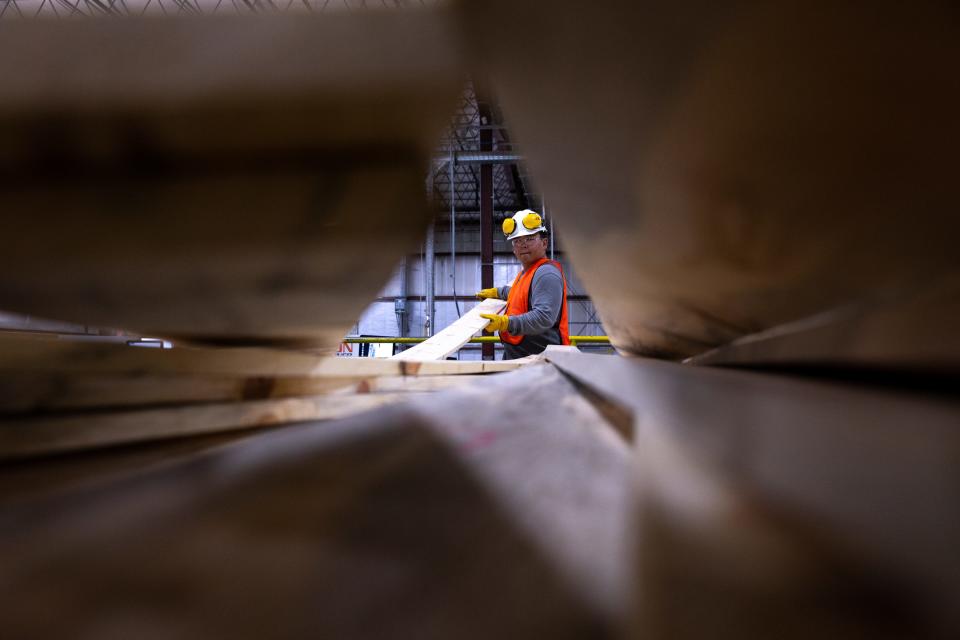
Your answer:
[342,336,610,346]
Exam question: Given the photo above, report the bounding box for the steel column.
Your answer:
[478,92,495,360]
[424,222,435,337]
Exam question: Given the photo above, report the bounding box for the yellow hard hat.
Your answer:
[502,209,546,241]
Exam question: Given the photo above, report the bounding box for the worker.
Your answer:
[475,209,570,359]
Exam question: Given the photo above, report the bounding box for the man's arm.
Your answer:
[506,268,563,336]
[497,285,511,300]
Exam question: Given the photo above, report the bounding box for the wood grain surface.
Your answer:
[0,363,632,639]
[0,12,462,348]
[393,298,506,361]
[462,0,960,362]
[546,349,960,638]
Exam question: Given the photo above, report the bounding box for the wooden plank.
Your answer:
[0,13,458,118]
[546,349,960,638]
[463,1,960,360]
[0,364,631,639]
[0,333,530,378]
[0,12,461,347]
[686,275,960,369]
[330,374,489,395]
[393,298,506,361]
[0,431,264,511]
[0,393,408,460]
[0,371,488,414]
[401,363,634,619]
[0,372,362,414]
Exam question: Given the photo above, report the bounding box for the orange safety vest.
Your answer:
[500,257,570,346]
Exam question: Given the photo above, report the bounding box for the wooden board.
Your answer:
[0,364,632,639]
[0,333,530,378]
[401,364,634,619]
[462,1,960,361]
[686,274,960,370]
[546,349,960,638]
[0,393,409,460]
[0,372,347,415]
[0,12,461,347]
[393,298,506,361]
[0,371,490,415]
[0,432,271,511]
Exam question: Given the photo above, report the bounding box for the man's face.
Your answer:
[512,233,548,267]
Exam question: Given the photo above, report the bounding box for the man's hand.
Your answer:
[480,313,509,333]
[475,287,499,300]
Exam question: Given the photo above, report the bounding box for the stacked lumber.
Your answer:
[547,349,960,639]
[458,2,960,636]
[0,4,958,640]
[0,11,461,348]
[0,332,530,460]
[0,362,633,640]
[462,0,960,363]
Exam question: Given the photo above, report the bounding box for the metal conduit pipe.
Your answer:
[395,256,407,338]
[424,222,435,337]
[545,198,554,260]
[454,152,523,164]
[450,154,458,320]
[433,212,510,223]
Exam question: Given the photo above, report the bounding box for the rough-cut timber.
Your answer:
[0,333,528,378]
[462,0,960,362]
[0,12,461,348]
[546,349,960,639]
[686,274,960,370]
[0,392,409,460]
[0,364,632,640]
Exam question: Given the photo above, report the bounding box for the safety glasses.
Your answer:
[511,234,541,246]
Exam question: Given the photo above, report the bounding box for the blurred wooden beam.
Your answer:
[0,333,529,378]
[0,392,410,460]
[0,364,630,639]
[0,12,463,347]
[687,275,960,371]
[463,1,960,362]
[546,349,960,638]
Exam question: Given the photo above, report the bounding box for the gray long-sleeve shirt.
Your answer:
[496,263,565,360]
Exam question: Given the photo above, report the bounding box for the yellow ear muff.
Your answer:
[522,212,542,230]
[502,218,516,235]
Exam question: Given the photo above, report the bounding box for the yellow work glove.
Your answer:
[480,313,509,333]
[475,287,499,300]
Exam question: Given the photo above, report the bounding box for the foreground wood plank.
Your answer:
[0,12,460,346]
[464,1,960,360]
[546,349,960,638]
[0,371,489,414]
[0,365,630,639]
[0,393,407,460]
[687,275,960,369]
[0,333,530,377]
[0,373,354,414]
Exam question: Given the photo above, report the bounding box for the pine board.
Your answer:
[0,364,632,639]
[0,393,408,460]
[393,298,507,361]
[463,0,960,361]
[546,349,960,638]
[0,333,529,378]
[0,12,461,348]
